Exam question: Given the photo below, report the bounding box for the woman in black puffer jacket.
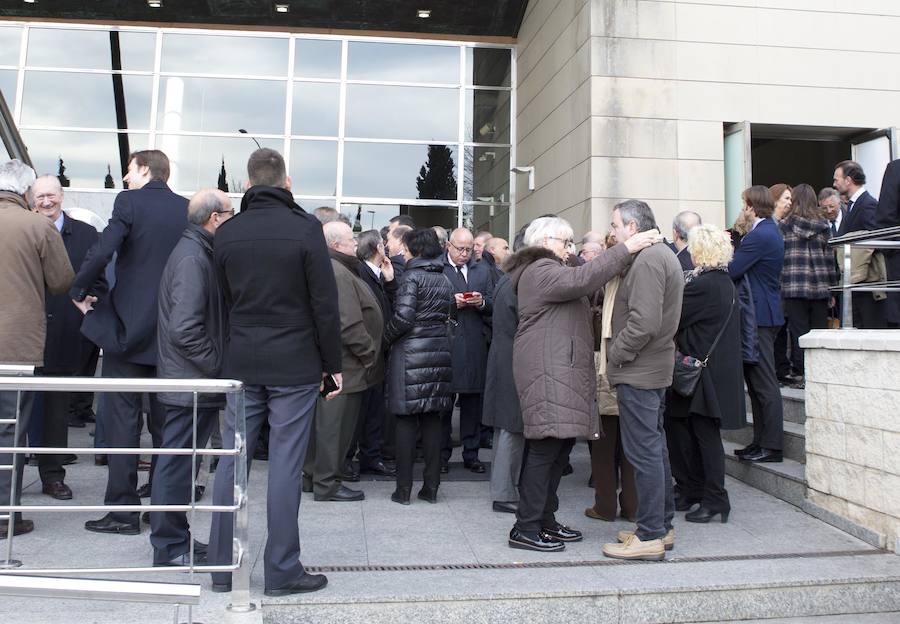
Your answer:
[385,228,454,505]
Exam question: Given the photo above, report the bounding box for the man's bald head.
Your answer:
[485,237,510,263]
[31,175,64,220]
[323,220,357,256]
[188,188,233,232]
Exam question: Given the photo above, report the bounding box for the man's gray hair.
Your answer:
[323,220,351,247]
[356,229,382,261]
[188,189,230,226]
[818,187,841,202]
[0,160,37,195]
[672,210,702,241]
[432,225,448,248]
[314,206,340,223]
[615,199,657,233]
[523,216,574,248]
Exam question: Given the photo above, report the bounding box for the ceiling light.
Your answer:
[147,0,162,7]
[23,0,37,4]
[275,3,289,12]
[417,9,431,19]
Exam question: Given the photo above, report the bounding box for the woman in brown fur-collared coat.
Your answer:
[506,216,657,553]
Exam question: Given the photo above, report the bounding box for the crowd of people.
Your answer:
[1,147,899,593]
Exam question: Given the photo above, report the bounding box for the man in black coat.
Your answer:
[32,176,102,501]
[442,227,493,473]
[386,223,412,282]
[71,150,188,535]
[207,148,341,596]
[668,210,701,271]
[876,158,900,327]
[150,189,233,567]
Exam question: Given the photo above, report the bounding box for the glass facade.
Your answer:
[0,23,514,235]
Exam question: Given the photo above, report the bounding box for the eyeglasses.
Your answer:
[547,236,574,246]
[449,242,473,254]
[214,209,235,216]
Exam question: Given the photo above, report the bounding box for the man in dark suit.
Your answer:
[876,158,900,328]
[729,186,785,463]
[668,210,701,271]
[70,150,188,535]
[386,223,412,282]
[834,160,884,327]
[442,227,493,473]
[207,148,340,595]
[32,176,102,501]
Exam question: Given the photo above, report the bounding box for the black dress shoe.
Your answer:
[360,460,396,477]
[391,487,411,505]
[0,519,34,539]
[137,483,152,498]
[68,418,87,428]
[94,454,108,466]
[742,448,783,463]
[480,438,493,449]
[194,485,205,500]
[561,463,574,476]
[61,454,78,465]
[464,459,486,474]
[253,446,269,461]
[42,480,73,500]
[541,522,583,542]
[685,506,730,523]
[417,486,438,504]
[264,572,328,596]
[508,527,564,552]
[675,496,701,512]
[440,463,449,474]
[85,513,139,535]
[155,551,208,567]
[492,501,517,514]
[314,485,364,502]
[341,461,360,482]
[734,443,760,457]
[141,511,150,525]
[211,582,232,593]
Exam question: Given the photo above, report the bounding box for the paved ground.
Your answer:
[1,425,896,623]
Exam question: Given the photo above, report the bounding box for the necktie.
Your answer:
[456,265,466,285]
[846,200,854,214]
[830,220,837,236]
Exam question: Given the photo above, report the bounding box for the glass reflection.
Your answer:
[346,85,457,141]
[156,134,281,193]
[289,140,338,196]
[22,72,152,129]
[26,29,155,71]
[20,130,148,189]
[465,203,509,236]
[465,48,511,87]
[342,202,458,231]
[465,89,511,144]
[294,39,341,79]
[157,77,285,135]
[463,147,510,202]
[344,142,458,200]
[296,197,335,212]
[0,70,17,108]
[292,82,340,136]
[161,33,288,76]
[348,42,458,84]
[0,26,22,66]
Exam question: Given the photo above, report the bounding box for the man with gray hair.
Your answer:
[314,205,351,226]
[818,187,844,235]
[670,210,702,271]
[150,189,233,566]
[0,160,74,538]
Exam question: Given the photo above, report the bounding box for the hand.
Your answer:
[322,372,343,401]
[380,256,395,282]
[624,229,662,254]
[455,293,468,309]
[467,292,484,307]
[72,295,97,315]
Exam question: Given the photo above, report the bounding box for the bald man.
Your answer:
[482,237,509,286]
[150,189,233,566]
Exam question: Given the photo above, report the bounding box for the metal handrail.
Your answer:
[826,225,900,328]
[0,375,256,620]
[0,574,201,605]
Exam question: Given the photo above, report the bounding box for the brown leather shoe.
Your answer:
[42,481,73,500]
[0,519,34,539]
[94,454,108,466]
[584,506,615,521]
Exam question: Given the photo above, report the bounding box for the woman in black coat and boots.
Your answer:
[385,228,455,505]
[665,224,746,523]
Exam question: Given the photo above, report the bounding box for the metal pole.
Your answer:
[227,388,255,613]
[842,243,854,328]
[187,391,198,624]
[2,390,23,568]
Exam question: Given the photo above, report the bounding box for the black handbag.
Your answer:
[672,290,735,398]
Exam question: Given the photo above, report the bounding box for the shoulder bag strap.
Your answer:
[701,283,736,366]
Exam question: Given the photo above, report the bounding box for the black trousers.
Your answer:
[853,294,888,329]
[783,298,828,376]
[38,387,70,485]
[744,326,784,451]
[664,415,729,512]
[774,324,792,378]
[515,437,575,534]
[346,381,385,469]
[150,404,218,563]
[100,354,166,523]
[441,392,482,464]
[68,346,99,424]
[395,412,441,492]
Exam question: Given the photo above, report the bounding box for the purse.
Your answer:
[672,288,735,398]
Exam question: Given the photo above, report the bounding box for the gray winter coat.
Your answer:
[509,244,632,441]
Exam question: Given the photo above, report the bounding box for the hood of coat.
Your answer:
[239,185,299,213]
[782,215,830,240]
[330,248,361,274]
[502,246,559,290]
[0,190,28,210]
[407,256,445,272]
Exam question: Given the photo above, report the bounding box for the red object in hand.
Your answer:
[462,291,475,299]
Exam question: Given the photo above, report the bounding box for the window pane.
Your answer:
[26,29,155,71]
[161,33,288,76]
[465,48,511,87]
[292,82,339,136]
[294,39,341,79]
[463,147,510,203]
[346,85,457,141]
[0,70,17,108]
[63,190,119,227]
[156,134,282,192]
[465,203,509,237]
[344,143,458,200]
[296,197,335,211]
[157,77,285,135]
[341,202,458,231]
[21,72,152,129]
[465,89,511,144]
[347,42,458,83]
[0,26,22,66]
[20,130,148,189]
[289,140,337,196]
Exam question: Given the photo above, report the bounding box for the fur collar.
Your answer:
[501,246,560,274]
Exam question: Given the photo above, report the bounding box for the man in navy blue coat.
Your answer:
[729,186,785,463]
[70,150,188,535]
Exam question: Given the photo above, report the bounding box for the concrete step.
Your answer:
[723,439,807,507]
[262,552,900,624]
[722,420,806,464]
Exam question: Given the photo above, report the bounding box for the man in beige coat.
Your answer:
[0,160,74,538]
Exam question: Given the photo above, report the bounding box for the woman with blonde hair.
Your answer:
[665,224,745,523]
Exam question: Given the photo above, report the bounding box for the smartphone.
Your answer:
[320,374,339,398]
[462,291,475,299]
